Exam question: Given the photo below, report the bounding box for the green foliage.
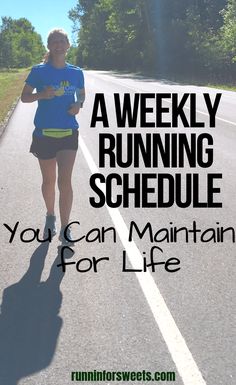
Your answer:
[69,0,156,70]
[69,0,236,83]
[221,0,236,62]
[67,46,79,65]
[0,17,45,68]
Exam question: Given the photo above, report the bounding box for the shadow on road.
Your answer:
[0,243,64,385]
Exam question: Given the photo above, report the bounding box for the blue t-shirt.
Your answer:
[26,62,84,136]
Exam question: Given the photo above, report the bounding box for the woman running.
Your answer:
[21,28,85,244]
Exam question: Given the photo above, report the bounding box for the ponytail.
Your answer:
[43,51,51,63]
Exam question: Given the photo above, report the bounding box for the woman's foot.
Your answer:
[43,214,57,239]
[59,226,74,246]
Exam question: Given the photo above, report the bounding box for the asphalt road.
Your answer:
[0,70,235,385]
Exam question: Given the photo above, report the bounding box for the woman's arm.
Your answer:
[68,88,86,115]
[76,87,86,107]
[21,84,55,103]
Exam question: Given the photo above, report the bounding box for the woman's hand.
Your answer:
[21,84,55,103]
[68,102,80,115]
[39,86,55,100]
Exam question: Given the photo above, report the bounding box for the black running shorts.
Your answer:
[30,130,79,159]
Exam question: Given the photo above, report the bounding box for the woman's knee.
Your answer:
[57,177,72,192]
[42,177,56,190]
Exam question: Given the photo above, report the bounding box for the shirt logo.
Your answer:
[54,80,75,96]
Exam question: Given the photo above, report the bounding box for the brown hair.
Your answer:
[43,28,70,63]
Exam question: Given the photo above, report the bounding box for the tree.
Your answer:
[69,0,236,83]
[69,0,157,70]
[221,0,236,62]
[0,17,45,68]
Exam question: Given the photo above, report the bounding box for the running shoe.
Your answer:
[59,226,75,246]
[43,214,57,239]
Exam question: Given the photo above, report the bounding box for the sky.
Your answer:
[0,0,78,46]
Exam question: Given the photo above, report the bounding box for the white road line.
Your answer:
[88,71,236,127]
[79,135,207,385]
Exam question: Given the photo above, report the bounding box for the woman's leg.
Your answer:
[56,150,77,227]
[38,158,57,215]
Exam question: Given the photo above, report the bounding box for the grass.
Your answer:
[205,83,236,91]
[0,68,29,130]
